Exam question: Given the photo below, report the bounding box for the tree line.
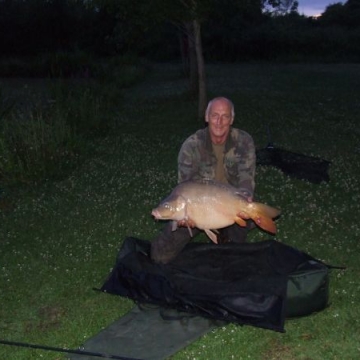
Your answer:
[0,0,359,63]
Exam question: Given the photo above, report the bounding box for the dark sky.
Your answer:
[298,0,344,16]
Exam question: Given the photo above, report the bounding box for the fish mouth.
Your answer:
[151,209,162,219]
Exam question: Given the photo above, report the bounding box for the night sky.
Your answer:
[298,0,344,16]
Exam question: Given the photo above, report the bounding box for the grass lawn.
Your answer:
[1,62,360,359]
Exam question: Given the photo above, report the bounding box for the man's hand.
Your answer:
[177,218,196,228]
[238,188,253,203]
[237,193,252,220]
[237,211,250,220]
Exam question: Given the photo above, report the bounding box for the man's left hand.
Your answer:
[237,188,253,203]
[237,211,250,220]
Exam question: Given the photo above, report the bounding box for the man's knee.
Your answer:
[219,224,248,244]
[150,240,174,264]
[150,225,193,264]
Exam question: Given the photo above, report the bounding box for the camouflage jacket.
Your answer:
[178,127,256,197]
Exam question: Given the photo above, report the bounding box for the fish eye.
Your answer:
[163,202,170,209]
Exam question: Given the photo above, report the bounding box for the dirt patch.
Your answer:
[262,339,295,360]
[25,305,67,333]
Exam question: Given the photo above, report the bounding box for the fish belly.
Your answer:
[187,202,236,230]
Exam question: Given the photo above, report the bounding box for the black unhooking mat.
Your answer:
[69,304,221,360]
[69,238,330,360]
[100,237,330,333]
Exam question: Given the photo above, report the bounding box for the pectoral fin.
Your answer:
[204,229,218,244]
[172,219,194,238]
[171,220,178,232]
[186,222,194,238]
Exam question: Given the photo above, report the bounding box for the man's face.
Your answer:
[206,99,234,144]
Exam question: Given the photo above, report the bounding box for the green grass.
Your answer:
[1,62,360,359]
[0,59,148,185]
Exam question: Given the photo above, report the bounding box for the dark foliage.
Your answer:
[0,0,359,69]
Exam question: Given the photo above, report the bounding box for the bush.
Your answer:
[0,51,98,78]
[96,55,150,88]
[50,81,113,136]
[0,81,113,185]
[0,88,15,119]
[43,50,95,78]
[0,54,150,186]
[0,108,81,184]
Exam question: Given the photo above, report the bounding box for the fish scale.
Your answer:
[152,179,281,244]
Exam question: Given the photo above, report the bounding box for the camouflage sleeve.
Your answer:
[227,130,256,198]
[237,133,256,198]
[177,135,200,183]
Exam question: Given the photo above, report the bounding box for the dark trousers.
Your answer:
[151,221,248,264]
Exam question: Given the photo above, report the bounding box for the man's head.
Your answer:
[205,97,235,145]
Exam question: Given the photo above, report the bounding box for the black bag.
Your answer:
[100,238,330,333]
[256,146,331,184]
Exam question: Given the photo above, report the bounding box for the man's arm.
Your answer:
[235,137,256,220]
[227,131,256,199]
[177,137,200,183]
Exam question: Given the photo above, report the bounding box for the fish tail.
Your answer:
[251,203,281,234]
[253,215,277,234]
[253,203,281,219]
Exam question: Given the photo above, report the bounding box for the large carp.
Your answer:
[151,179,280,244]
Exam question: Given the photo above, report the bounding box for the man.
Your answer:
[151,97,256,264]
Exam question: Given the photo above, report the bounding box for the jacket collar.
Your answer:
[204,126,235,153]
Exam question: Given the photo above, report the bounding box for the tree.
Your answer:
[343,0,360,28]
[320,2,345,26]
[167,0,299,117]
[156,0,299,118]
[90,0,300,118]
[175,0,208,118]
[264,0,299,15]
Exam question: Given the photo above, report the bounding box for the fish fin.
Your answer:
[204,229,218,244]
[171,220,178,232]
[252,215,277,234]
[187,223,193,237]
[253,202,281,219]
[235,216,247,227]
[245,203,281,234]
[183,216,194,237]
